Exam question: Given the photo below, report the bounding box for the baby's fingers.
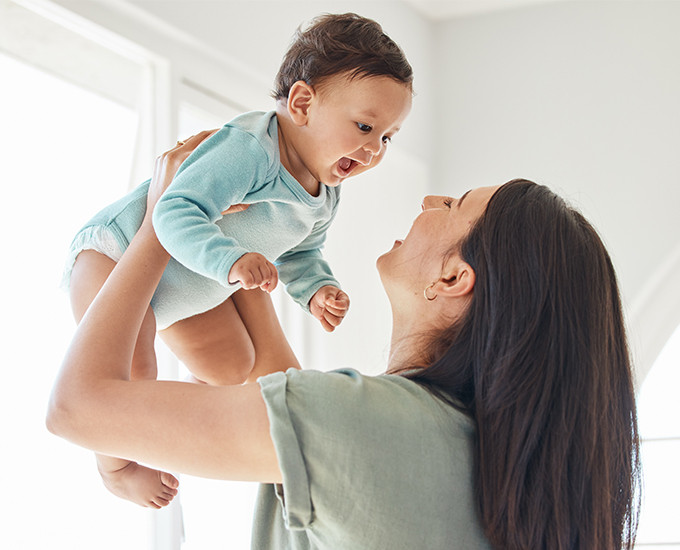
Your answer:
[327,291,349,307]
[238,270,261,290]
[323,303,348,316]
[318,315,336,332]
[257,262,279,293]
[320,309,345,332]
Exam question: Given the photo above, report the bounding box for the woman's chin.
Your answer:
[376,239,402,271]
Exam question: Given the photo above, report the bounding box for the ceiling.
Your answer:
[401,0,563,20]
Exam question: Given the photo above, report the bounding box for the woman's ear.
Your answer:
[287,81,315,126]
[435,258,476,299]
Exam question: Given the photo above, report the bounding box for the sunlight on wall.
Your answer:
[0,52,148,549]
[635,324,680,548]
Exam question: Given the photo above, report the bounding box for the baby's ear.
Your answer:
[287,81,315,125]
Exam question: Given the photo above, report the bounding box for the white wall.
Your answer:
[433,0,680,384]
[41,0,677,382]
[126,0,437,166]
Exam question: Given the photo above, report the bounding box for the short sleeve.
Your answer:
[258,368,395,530]
[257,370,314,529]
[257,368,447,530]
[255,368,491,550]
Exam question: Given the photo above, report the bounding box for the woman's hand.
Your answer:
[144,130,249,224]
[145,131,216,218]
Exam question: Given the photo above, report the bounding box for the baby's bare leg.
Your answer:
[231,289,301,382]
[158,289,300,386]
[69,250,179,508]
[159,297,256,385]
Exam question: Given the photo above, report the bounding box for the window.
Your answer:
[0,1,167,547]
[0,50,151,549]
[635,324,680,549]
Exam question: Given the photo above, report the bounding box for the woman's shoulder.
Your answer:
[259,367,475,439]
[255,368,489,550]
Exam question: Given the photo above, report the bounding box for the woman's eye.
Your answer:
[357,122,372,132]
[443,198,453,208]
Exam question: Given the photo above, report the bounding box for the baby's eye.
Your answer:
[382,135,392,145]
[443,198,453,208]
[357,122,372,133]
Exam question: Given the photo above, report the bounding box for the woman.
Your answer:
[47,133,640,549]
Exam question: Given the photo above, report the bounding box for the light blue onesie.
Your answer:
[64,111,341,329]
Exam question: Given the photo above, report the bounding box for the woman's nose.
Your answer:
[421,195,439,210]
[421,195,452,211]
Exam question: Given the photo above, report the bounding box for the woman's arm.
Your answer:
[47,133,282,483]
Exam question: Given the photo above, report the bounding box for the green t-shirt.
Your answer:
[253,368,492,550]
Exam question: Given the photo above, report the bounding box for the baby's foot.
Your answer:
[99,460,179,508]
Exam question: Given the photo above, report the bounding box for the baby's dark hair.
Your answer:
[272,13,413,100]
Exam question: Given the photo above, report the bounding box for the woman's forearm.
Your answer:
[47,221,170,433]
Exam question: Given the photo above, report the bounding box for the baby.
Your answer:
[64,12,413,507]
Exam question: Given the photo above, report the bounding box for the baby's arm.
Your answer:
[276,197,349,330]
[152,127,271,286]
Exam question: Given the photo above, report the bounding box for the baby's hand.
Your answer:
[228,253,278,292]
[309,286,350,332]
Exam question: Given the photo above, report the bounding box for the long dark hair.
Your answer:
[406,180,641,549]
[272,12,413,100]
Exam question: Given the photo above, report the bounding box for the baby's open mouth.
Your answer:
[338,157,356,176]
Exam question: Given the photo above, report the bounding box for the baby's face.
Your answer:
[302,73,412,186]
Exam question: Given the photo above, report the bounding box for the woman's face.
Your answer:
[377,186,499,299]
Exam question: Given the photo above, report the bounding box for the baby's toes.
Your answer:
[160,471,180,489]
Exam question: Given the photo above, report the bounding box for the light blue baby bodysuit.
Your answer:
[65,111,341,329]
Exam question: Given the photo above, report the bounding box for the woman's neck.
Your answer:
[386,313,428,374]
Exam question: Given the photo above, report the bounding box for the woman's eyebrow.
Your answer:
[458,190,471,208]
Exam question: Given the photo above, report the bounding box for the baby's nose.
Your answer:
[364,136,383,156]
[355,149,374,166]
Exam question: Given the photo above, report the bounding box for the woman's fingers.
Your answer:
[168,130,218,163]
[222,204,250,215]
[166,130,218,164]
[146,130,218,213]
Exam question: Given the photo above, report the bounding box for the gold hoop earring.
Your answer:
[424,283,437,301]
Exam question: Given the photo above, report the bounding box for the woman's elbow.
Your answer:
[46,395,65,437]
[45,387,77,439]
